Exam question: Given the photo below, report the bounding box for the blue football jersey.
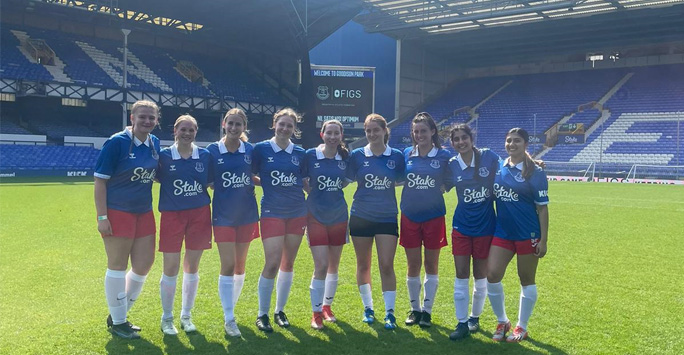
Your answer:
[94,129,160,214]
[305,145,349,225]
[252,138,307,219]
[493,159,549,241]
[157,144,211,212]
[206,140,259,227]
[400,146,453,223]
[347,145,405,223]
[448,149,500,237]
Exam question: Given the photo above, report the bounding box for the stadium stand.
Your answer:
[0,145,99,170]
[0,25,283,104]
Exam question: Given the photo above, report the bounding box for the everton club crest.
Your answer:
[316,86,330,100]
[387,160,396,169]
[338,161,347,170]
[479,167,489,177]
[291,156,300,166]
[244,155,252,164]
[514,172,525,182]
[430,159,440,169]
[195,162,205,173]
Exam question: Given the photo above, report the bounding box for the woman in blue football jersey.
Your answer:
[446,123,501,340]
[207,108,260,337]
[487,128,549,343]
[252,108,308,332]
[304,120,349,330]
[400,113,452,329]
[94,100,161,339]
[347,113,405,330]
[156,115,212,335]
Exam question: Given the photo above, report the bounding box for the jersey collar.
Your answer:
[504,158,524,170]
[270,137,294,154]
[456,152,475,170]
[125,127,151,147]
[218,138,245,154]
[315,144,342,160]
[363,144,391,157]
[409,145,438,158]
[170,143,200,160]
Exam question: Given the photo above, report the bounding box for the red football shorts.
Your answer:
[451,229,493,259]
[214,222,260,243]
[105,209,156,239]
[307,214,347,247]
[159,205,212,252]
[399,214,447,250]
[491,236,539,255]
[260,216,307,240]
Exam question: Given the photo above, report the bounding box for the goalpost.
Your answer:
[544,161,595,179]
[626,164,684,181]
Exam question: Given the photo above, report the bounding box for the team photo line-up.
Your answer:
[94,99,550,343]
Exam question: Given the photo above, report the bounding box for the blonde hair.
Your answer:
[364,113,390,144]
[321,119,349,160]
[173,114,198,142]
[223,108,249,142]
[131,100,159,115]
[272,107,302,139]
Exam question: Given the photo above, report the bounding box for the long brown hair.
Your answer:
[507,127,535,180]
[364,113,390,145]
[411,112,441,151]
[451,123,482,179]
[321,119,349,160]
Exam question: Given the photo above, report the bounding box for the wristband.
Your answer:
[97,215,108,221]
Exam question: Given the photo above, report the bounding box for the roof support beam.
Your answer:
[363,0,581,33]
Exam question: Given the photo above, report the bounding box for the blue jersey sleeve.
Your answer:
[94,137,121,179]
[393,149,406,184]
[440,150,454,191]
[251,143,262,175]
[530,167,549,205]
[346,150,360,181]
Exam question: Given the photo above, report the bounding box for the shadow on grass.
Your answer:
[104,335,163,354]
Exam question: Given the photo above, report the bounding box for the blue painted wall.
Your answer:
[310,20,396,120]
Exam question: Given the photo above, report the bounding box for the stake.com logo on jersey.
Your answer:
[131,167,156,183]
[493,183,518,202]
[270,170,297,186]
[364,174,392,190]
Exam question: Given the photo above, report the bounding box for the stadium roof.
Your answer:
[15,0,365,57]
[355,0,684,65]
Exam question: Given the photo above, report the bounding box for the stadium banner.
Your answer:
[311,65,375,129]
[557,134,585,144]
[529,134,547,144]
[0,169,93,178]
[547,175,684,185]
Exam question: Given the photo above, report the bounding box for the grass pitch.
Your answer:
[0,181,682,354]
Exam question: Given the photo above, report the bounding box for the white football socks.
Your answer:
[105,269,127,325]
[470,278,487,318]
[218,275,235,323]
[309,277,325,312]
[406,276,422,311]
[487,281,509,323]
[454,277,470,323]
[323,273,338,306]
[422,274,438,314]
[159,273,178,320]
[125,270,147,312]
[274,270,294,313]
[257,275,275,317]
[517,284,538,330]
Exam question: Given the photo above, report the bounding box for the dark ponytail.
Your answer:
[507,127,535,180]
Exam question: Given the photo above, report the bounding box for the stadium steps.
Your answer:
[598,73,634,105]
[12,30,73,83]
[570,112,681,165]
[473,80,513,111]
[124,49,173,92]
